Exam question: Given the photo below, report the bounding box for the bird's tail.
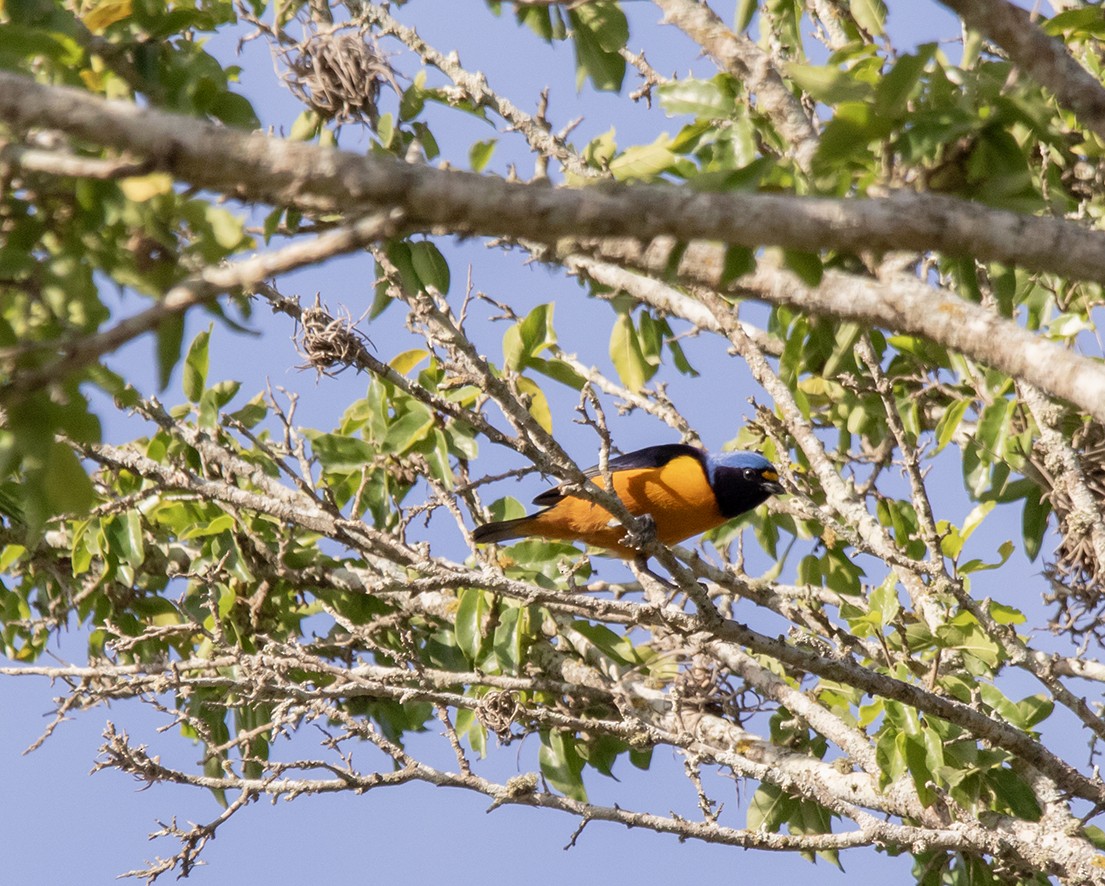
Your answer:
[472,516,534,545]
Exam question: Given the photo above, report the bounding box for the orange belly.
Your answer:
[526,455,724,557]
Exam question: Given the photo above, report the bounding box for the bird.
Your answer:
[472,444,784,558]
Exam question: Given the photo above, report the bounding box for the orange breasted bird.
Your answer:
[472,444,784,558]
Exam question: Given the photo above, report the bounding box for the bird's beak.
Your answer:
[761,470,785,496]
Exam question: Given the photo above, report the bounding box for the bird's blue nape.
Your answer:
[705,450,773,483]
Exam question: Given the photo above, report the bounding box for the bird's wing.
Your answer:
[531,444,704,506]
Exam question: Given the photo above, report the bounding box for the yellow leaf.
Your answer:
[82,0,132,33]
[79,68,105,92]
[389,349,430,376]
[120,172,173,202]
[514,376,552,433]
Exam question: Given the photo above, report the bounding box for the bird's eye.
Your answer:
[743,468,757,480]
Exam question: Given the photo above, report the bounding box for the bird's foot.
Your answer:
[624,513,657,552]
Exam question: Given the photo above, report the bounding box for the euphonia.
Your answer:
[472,444,784,557]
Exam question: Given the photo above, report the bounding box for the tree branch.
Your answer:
[566,238,1105,426]
[4,73,1105,285]
[652,0,819,171]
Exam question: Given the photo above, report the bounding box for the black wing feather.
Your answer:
[531,444,706,506]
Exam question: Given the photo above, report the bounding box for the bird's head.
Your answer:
[706,450,785,517]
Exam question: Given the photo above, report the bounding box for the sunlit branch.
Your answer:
[5,72,1105,285]
[564,237,1105,427]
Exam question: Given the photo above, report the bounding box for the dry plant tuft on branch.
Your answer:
[278,24,397,126]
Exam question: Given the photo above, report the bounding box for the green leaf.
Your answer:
[786,63,874,104]
[666,334,698,377]
[43,442,95,518]
[734,0,756,31]
[934,398,969,452]
[156,314,185,392]
[1043,7,1105,38]
[636,312,665,369]
[978,683,1022,725]
[1014,694,1054,730]
[469,138,497,171]
[609,135,676,181]
[986,767,1041,821]
[0,25,84,65]
[399,81,425,121]
[383,405,436,453]
[179,513,235,539]
[851,0,887,36]
[875,45,935,119]
[514,376,553,433]
[209,379,241,410]
[658,77,734,119]
[1021,483,1050,562]
[875,725,908,784]
[529,357,586,390]
[230,395,267,429]
[390,349,430,376]
[988,601,1026,626]
[105,511,145,568]
[976,397,1011,460]
[582,127,617,169]
[0,541,26,573]
[1083,826,1105,851]
[569,620,635,666]
[569,3,627,92]
[902,732,936,806]
[209,91,260,130]
[941,501,996,561]
[782,250,824,287]
[609,311,651,392]
[720,246,756,286]
[789,798,838,868]
[290,109,321,141]
[492,604,526,673]
[539,730,587,801]
[454,707,488,757]
[868,574,900,627]
[516,5,562,42]
[936,612,1003,671]
[747,782,793,832]
[815,102,892,169]
[504,303,557,370]
[382,240,422,298]
[958,539,1014,574]
[306,432,375,472]
[183,326,211,403]
[376,112,396,149]
[410,241,451,294]
[455,587,491,663]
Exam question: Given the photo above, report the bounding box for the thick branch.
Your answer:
[1021,382,1105,573]
[4,73,1105,286]
[568,239,1105,426]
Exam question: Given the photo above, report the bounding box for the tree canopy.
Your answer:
[5,0,1105,882]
